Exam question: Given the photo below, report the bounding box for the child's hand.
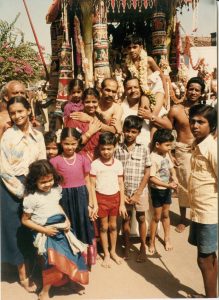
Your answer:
[119,205,128,219]
[129,191,141,204]
[88,205,99,221]
[44,226,59,236]
[88,205,98,221]
[168,182,178,190]
[124,195,131,204]
[63,219,71,232]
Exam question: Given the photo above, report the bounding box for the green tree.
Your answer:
[0,14,45,85]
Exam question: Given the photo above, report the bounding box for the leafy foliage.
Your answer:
[0,14,45,85]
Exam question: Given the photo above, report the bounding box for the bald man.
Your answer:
[0,81,26,139]
[4,80,26,101]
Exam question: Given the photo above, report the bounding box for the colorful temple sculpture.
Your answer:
[45,0,200,126]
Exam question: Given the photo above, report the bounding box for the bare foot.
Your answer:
[148,243,156,254]
[175,223,186,233]
[110,252,123,265]
[20,277,37,293]
[164,239,173,251]
[136,245,147,262]
[39,292,50,300]
[96,253,102,260]
[101,255,111,268]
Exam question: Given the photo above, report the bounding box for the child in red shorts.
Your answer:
[90,132,127,268]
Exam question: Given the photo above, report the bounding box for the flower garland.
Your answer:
[126,49,156,110]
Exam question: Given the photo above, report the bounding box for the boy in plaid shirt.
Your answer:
[115,115,151,262]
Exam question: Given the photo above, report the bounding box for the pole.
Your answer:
[22,0,49,81]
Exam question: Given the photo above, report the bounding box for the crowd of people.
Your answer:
[0,35,217,300]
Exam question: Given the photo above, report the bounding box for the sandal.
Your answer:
[20,277,37,293]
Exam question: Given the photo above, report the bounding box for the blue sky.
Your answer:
[0,0,217,58]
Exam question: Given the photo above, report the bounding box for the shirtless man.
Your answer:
[168,77,205,233]
[0,81,26,139]
[71,78,123,134]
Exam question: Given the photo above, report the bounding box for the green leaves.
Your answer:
[0,14,45,86]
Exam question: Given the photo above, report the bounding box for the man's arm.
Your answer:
[168,105,177,128]
[138,107,172,130]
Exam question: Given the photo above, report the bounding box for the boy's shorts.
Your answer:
[188,221,218,254]
[96,192,120,218]
[150,187,172,208]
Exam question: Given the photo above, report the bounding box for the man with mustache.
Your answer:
[122,77,172,148]
[97,78,123,134]
[69,78,123,134]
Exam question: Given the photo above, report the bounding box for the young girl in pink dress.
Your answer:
[63,79,84,121]
[50,128,97,266]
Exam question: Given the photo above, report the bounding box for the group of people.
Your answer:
[0,35,217,299]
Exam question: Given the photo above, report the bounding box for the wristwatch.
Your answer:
[150,115,156,122]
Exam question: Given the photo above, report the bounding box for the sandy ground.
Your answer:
[1,198,205,300]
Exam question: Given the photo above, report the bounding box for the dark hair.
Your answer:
[189,104,217,133]
[25,159,63,195]
[123,35,143,48]
[152,129,174,149]
[68,78,84,94]
[101,78,118,89]
[82,87,100,102]
[44,131,57,145]
[7,96,31,111]
[186,77,205,93]
[123,76,140,88]
[60,127,82,142]
[98,132,118,146]
[123,115,143,132]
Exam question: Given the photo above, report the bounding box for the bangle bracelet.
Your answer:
[88,204,94,209]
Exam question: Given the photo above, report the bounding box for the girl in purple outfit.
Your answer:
[50,128,96,266]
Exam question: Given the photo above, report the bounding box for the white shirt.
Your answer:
[90,158,123,195]
[0,125,46,198]
[150,152,174,190]
[23,186,62,225]
[121,98,150,147]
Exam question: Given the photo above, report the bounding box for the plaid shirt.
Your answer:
[115,142,151,197]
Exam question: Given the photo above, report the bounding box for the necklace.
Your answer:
[62,154,76,166]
